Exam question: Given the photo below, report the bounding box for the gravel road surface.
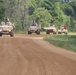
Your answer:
[0,34,76,75]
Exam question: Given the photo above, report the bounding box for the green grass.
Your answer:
[15,31,46,34]
[15,31,26,34]
[44,35,76,52]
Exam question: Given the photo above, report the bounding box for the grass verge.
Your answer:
[44,35,76,52]
[15,31,26,34]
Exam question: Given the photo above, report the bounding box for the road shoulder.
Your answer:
[33,38,76,61]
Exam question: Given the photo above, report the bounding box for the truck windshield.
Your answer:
[31,23,37,26]
[1,22,10,26]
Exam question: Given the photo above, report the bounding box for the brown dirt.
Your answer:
[0,34,76,75]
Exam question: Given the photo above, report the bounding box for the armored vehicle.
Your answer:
[0,22,14,37]
[44,25,57,34]
[28,22,41,34]
[58,25,68,34]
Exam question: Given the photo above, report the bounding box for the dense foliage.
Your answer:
[27,0,76,31]
[0,0,76,32]
[0,0,5,21]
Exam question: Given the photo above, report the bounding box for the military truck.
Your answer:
[44,25,57,34]
[0,22,14,37]
[28,22,41,34]
[58,25,68,34]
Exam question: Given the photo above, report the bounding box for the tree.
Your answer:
[60,3,74,16]
[30,8,52,28]
[69,1,76,19]
[4,0,28,31]
[0,0,5,21]
[41,0,54,14]
[27,0,37,15]
[27,0,44,15]
[52,2,65,28]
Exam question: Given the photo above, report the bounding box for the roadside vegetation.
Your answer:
[0,0,5,21]
[15,31,26,34]
[44,35,76,52]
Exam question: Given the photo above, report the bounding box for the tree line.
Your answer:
[0,0,76,32]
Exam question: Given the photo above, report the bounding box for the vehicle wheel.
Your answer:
[10,32,14,37]
[36,30,40,35]
[53,32,56,34]
[28,31,31,34]
[0,33,2,37]
[58,32,61,34]
[46,31,50,34]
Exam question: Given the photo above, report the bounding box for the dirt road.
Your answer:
[0,34,76,75]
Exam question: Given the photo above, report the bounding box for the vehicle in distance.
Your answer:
[28,23,41,35]
[58,25,68,34]
[44,25,57,34]
[0,23,14,37]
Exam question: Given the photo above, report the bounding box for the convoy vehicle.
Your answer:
[28,23,41,34]
[44,25,57,34]
[58,25,68,34]
[0,23,14,37]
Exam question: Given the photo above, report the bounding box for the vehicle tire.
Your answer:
[10,32,14,37]
[58,32,61,34]
[28,31,31,34]
[46,31,50,34]
[53,32,56,34]
[0,33,2,37]
[36,30,40,35]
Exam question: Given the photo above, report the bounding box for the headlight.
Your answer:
[8,30,11,32]
[0,28,2,32]
[0,29,2,32]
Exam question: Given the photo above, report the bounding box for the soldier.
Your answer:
[64,25,67,29]
[31,20,37,26]
[1,17,15,29]
[1,17,10,25]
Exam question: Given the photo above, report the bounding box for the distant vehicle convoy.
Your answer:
[0,18,68,36]
[44,25,57,34]
[0,17,15,37]
[28,21,68,35]
[44,25,68,34]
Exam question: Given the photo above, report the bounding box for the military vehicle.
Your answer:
[0,23,14,37]
[44,25,57,34]
[58,25,68,34]
[28,23,41,34]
